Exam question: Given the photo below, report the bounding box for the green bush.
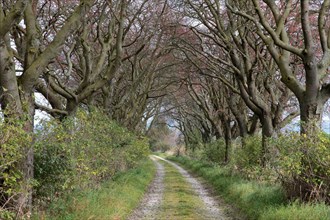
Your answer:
[33,159,156,219]
[270,132,330,203]
[183,130,330,203]
[149,141,171,153]
[0,119,32,218]
[185,135,274,181]
[229,135,275,181]
[201,139,226,163]
[234,135,263,167]
[34,108,150,205]
[34,120,72,201]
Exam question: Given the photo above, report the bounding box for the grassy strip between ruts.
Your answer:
[158,159,207,220]
[168,156,330,220]
[32,158,156,220]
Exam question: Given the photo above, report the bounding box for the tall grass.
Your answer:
[260,202,330,220]
[33,108,151,213]
[33,159,156,220]
[169,156,330,220]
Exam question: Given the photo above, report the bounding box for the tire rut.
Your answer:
[127,156,165,220]
[153,155,229,220]
[129,155,233,219]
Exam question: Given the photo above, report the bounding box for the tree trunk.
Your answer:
[224,122,232,164]
[16,92,35,217]
[228,98,248,138]
[220,115,232,164]
[260,114,275,166]
[0,36,35,217]
[248,114,260,135]
[0,36,23,118]
[66,98,79,117]
[214,123,223,140]
[299,100,323,135]
[236,115,248,138]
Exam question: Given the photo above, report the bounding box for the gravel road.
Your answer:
[127,156,165,220]
[128,155,232,220]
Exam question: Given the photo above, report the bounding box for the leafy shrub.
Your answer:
[0,119,32,218]
[229,135,274,181]
[185,136,270,180]
[149,140,171,153]
[34,108,150,205]
[201,139,226,163]
[184,131,330,203]
[270,132,330,203]
[34,120,72,200]
[235,135,263,167]
[33,159,156,219]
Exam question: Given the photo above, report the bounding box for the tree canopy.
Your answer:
[1,0,330,217]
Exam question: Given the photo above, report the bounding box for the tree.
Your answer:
[0,0,95,215]
[177,0,298,162]
[227,0,330,135]
[34,0,129,118]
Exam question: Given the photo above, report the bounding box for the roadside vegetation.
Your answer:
[2,0,330,219]
[169,132,330,220]
[186,133,330,202]
[30,109,151,219]
[32,159,155,220]
[0,107,152,220]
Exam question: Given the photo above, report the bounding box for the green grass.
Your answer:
[33,159,156,220]
[260,202,330,220]
[158,160,207,220]
[168,156,330,220]
[152,151,169,158]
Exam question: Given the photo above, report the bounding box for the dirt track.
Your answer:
[128,155,232,220]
